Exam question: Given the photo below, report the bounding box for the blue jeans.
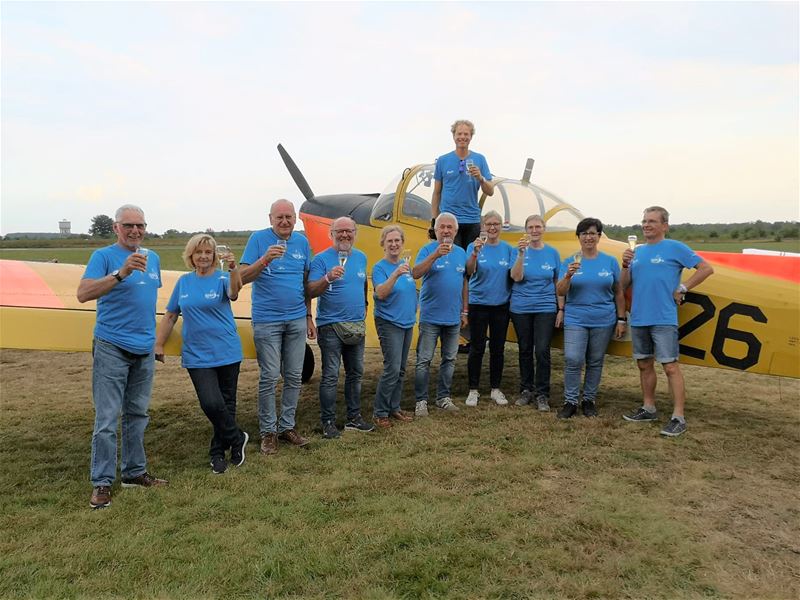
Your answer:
[374,317,414,417]
[253,318,307,435]
[563,324,615,405]
[187,363,244,459]
[510,311,556,398]
[317,324,365,423]
[90,337,154,487]
[414,322,461,402]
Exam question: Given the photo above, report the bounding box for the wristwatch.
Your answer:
[111,269,124,282]
[677,283,688,294]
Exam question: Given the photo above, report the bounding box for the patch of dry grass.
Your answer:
[1,346,798,599]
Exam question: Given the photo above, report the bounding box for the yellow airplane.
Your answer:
[1,147,798,379]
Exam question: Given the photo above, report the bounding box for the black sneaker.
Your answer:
[623,407,658,422]
[660,418,687,437]
[210,456,227,474]
[581,400,598,418]
[557,403,578,419]
[345,415,375,432]
[322,420,341,439]
[230,431,249,467]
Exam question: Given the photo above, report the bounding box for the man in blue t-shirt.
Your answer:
[620,206,714,438]
[307,217,374,439]
[78,205,167,510]
[412,212,469,415]
[432,119,494,249]
[240,199,315,454]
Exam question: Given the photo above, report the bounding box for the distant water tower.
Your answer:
[59,219,71,237]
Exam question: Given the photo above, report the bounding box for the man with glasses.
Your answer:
[307,217,374,438]
[431,119,494,250]
[620,206,714,437]
[241,199,315,455]
[78,205,167,510]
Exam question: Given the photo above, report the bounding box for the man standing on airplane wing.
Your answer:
[431,119,494,250]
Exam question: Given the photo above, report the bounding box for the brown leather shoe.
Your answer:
[374,416,392,429]
[278,429,309,447]
[121,472,168,488]
[260,433,278,455]
[90,485,112,509]
[390,410,414,422]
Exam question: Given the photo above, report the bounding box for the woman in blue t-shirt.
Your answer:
[555,218,627,419]
[464,210,514,407]
[510,214,563,411]
[155,234,248,475]
[371,225,418,428]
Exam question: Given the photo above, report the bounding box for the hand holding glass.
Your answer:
[627,235,638,250]
[217,245,230,271]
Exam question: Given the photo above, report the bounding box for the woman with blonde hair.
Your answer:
[371,225,418,428]
[155,234,248,474]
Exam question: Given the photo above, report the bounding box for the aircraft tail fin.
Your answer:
[521,158,535,184]
[277,144,315,201]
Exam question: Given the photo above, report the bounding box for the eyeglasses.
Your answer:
[579,231,599,237]
[484,222,501,228]
[119,223,147,230]
[333,229,355,235]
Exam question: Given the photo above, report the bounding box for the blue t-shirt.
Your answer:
[434,150,492,224]
[510,245,561,314]
[372,258,418,329]
[630,239,701,327]
[166,271,243,369]
[83,244,162,355]
[560,252,620,328]
[466,241,514,306]
[309,247,368,327]
[241,228,310,323]
[417,241,467,326]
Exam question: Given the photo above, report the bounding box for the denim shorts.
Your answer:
[631,325,679,363]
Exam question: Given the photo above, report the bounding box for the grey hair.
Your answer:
[643,206,670,223]
[114,204,145,222]
[524,214,545,228]
[379,225,405,247]
[481,210,502,225]
[450,119,475,136]
[435,212,459,230]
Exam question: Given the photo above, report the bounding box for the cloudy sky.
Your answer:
[2,1,797,235]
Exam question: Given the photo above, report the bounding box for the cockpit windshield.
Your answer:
[370,162,583,231]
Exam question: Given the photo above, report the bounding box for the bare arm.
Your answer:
[227,265,242,301]
[510,248,525,282]
[674,260,714,303]
[465,243,481,276]
[431,179,442,218]
[460,277,469,328]
[620,248,633,290]
[154,311,180,362]
[412,245,447,279]
[76,253,143,303]
[374,264,410,300]
[479,176,494,197]
[304,270,317,340]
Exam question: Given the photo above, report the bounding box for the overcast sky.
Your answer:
[2,1,798,235]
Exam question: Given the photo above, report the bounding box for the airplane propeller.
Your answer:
[277,144,315,201]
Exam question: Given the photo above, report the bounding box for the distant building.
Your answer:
[59,220,71,237]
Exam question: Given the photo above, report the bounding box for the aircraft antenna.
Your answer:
[277,144,315,200]
[521,158,535,185]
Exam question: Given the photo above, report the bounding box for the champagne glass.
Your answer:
[333,250,348,290]
[134,247,148,281]
[465,158,475,176]
[521,234,531,259]
[400,249,412,279]
[276,239,288,270]
[216,245,230,271]
[627,235,638,251]
[442,236,453,266]
[574,252,582,267]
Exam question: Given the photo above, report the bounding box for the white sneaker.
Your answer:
[415,400,429,417]
[465,390,479,407]
[436,397,460,412]
[490,389,508,405]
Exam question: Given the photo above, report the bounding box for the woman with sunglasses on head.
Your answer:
[154,234,248,474]
[463,210,515,407]
[555,218,626,419]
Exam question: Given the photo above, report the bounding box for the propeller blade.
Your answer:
[277,144,315,201]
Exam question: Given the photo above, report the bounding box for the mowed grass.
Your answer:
[1,346,798,599]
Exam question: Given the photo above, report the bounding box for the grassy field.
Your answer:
[1,345,798,599]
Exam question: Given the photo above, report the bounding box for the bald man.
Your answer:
[240,199,315,454]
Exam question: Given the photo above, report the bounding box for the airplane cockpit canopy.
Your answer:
[370,163,584,232]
